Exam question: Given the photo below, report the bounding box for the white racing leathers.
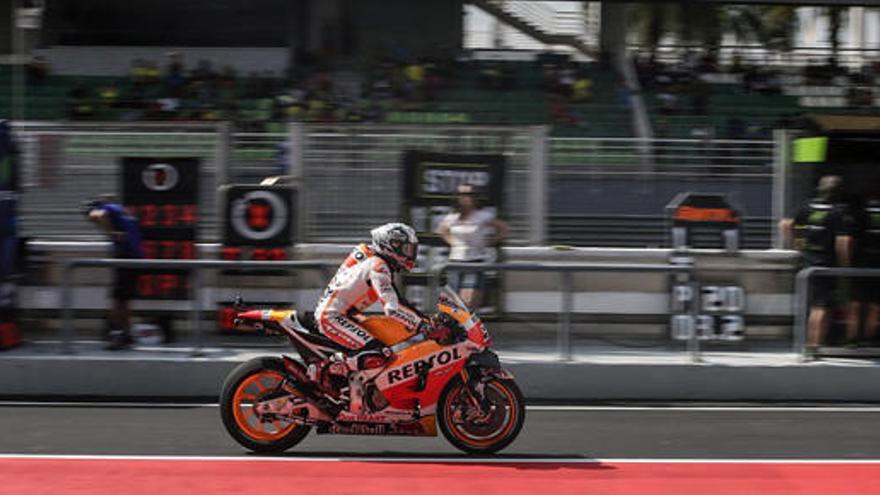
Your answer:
[315,244,423,351]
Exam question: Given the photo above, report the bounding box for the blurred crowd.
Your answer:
[60,51,463,127]
[48,49,620,132]
[637,50,880,140]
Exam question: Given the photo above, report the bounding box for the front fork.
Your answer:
[458,368,494,422]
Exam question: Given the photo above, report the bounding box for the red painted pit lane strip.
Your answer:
[1,457,879,494]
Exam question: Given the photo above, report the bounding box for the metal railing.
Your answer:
[59,258,336,356]
[793,266,880,357]
[10,122,781,246]
[428,261,701,362]
[12,122,227,241]
[296,124,539,243]
[429,260,794,362]
[56,257,795,361]
[548,137,774,178]
[635,45,880,71]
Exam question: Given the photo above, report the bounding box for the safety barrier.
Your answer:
[59,258,336,356]
[428,260,792,362]
[427,261,699,362]
[793,266,880,357]
[57,257,795,361]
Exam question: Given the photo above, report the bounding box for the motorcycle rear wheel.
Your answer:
[437,374,525,454]
[220,356,311,453]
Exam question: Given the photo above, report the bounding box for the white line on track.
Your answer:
[1,454,880,464]
[526,405,880,412]
[4,402,880,412]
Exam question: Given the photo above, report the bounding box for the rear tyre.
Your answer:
[220,356,311,453]
[437,374,525,454]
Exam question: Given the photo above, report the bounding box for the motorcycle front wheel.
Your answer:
[437,374,525,454]
[220,356,311,453]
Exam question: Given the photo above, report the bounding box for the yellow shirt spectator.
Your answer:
[573,78,592,101]
[404,64,425,83]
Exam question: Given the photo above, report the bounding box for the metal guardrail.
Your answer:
[793,266,880,357]
[60,258,337,356]
[428,261,702,363]
[430,261,793,362]
[58,257,794,362]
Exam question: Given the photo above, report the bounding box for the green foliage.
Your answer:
[627,3,798,55]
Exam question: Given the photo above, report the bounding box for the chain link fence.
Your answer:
[13,122,224,241]
[548,137,775,248]
[298,124,537,243]
[11,122,778,247]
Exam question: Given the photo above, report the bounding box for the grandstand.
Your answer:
[2,1,879,251]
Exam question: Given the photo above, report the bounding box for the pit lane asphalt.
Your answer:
[2,404,880,459]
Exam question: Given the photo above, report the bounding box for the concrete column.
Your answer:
[599,2,627,62]
[527,126,548,246]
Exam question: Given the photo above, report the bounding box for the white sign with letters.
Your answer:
[670,284,746,341]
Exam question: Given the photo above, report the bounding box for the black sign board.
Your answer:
[121,157,199,299]
[221,185,294,251]
[0,121,20,348]
[402,150,506,246]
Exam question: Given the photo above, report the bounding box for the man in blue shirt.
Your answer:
[84,195,144,350]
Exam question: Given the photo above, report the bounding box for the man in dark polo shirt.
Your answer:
[781,175,856,358]
[84,195,144,350]
[854,188,880,344]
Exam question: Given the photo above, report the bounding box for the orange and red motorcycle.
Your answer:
[220,286,525,454]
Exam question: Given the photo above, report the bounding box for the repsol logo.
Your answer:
[387,348,462,385]
[333,315,371,340]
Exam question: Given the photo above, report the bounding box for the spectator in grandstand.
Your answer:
[853,187,880,344]
[557,64,577,98]
[165,51,186,97]
[571,72,592,102]
[436,183,508,310]
[83,195,144,351]
[780,175,857,358]
[66,80,95,120]
[550,94,583,127]
[404,60,425,88]
[192,59,216,84]
[26,55,49,86]
[98,80,120,109]
[129,58,148,87]
[657,89,678,115]
[689,78,710,115]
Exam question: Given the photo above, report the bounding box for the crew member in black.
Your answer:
[854,189,880,343]
[780,175,856,357]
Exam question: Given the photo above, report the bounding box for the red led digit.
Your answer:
[142,240,157,259]
[181,205,197,225]
[270,248,287,260]
[180,241,196,259]
[222,247,240,260]
[252,248,268,261]
[138,274,154,297]
[141,204,158,227]
[158,274,177,296]
[157,240,173,259]
[162,204,178,227]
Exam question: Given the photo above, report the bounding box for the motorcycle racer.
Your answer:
[314,223,432,370]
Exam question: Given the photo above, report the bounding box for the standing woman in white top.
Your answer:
[436,183,509,310]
